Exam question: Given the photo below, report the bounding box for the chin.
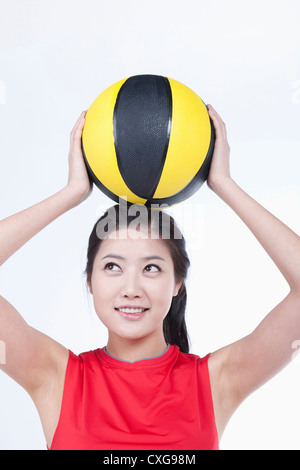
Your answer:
[114,323,162,342]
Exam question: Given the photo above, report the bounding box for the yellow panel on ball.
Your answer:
[82,78,147,205]
[153,78,212,199]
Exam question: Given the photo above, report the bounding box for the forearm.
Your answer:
[213,177,300,293]
[0,186,82,266]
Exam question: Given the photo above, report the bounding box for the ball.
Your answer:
[82,74,215,206]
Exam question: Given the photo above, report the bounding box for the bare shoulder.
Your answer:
[0,295,69,447]
[0,295,69,394]
[32,338,69,448]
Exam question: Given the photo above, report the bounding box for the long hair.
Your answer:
[85,203,191,353]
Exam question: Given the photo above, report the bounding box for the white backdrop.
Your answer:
[0,0,300,450]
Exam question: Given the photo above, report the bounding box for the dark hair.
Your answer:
[85,203,190,353]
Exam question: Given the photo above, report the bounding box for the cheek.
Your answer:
[90,276,116,313]
[91,271,118,295]
[149,279,175,309]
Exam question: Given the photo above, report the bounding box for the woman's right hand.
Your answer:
[66,111,93,204]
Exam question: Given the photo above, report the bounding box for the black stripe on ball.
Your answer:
[113,75,172,200]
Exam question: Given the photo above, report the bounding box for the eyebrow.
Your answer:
[101,253,167,262]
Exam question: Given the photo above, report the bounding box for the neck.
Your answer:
[106,332,168,363]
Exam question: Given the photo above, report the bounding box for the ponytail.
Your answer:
[163,283,190,354]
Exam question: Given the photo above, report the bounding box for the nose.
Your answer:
[120,271,143,299]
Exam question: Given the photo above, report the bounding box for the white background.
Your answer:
[0,0,300,450]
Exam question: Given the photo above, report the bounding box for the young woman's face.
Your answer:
[88,228,181,342]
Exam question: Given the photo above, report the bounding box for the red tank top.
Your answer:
[49,344,218,450]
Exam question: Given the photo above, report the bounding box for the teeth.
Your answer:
[118,308,146,314]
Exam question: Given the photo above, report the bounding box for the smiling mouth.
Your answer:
[116,307,148,314]
[115,307,149,320]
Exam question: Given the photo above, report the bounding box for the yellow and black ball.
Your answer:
[82,74,215,206]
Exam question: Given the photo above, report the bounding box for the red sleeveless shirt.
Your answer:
[49,344,218,450]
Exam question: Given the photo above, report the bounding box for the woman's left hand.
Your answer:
[206,105,232,192]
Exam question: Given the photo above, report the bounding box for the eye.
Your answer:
[104,262,121,272]
[144,264,161,273]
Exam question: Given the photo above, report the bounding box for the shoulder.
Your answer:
[66,348,104,371]
[174,348,211,376]
[177,349,211,364]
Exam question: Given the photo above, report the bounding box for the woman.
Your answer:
[0,106,300,450]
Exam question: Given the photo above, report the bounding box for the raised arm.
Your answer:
[206,105,300,437]
[0,111,91,400]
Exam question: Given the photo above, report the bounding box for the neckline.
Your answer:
[97,344,177,369]
[103,344,170,364]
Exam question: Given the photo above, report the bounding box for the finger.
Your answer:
[72,111,87,129]
[74,111,86,126]
[207,104,225,125]
[70,111,87,139]
[207,105,227,139]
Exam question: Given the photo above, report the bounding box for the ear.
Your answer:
[173,281,182,297]
[87,279,93,295]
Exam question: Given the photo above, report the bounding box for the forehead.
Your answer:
[96,227,172,260]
